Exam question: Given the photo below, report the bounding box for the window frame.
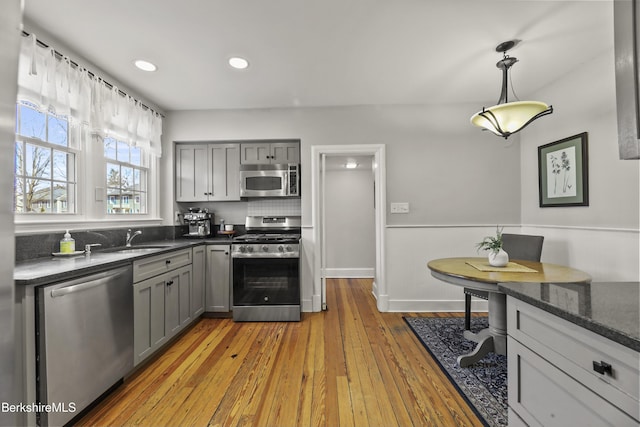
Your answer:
[14,103,78,216]
[102,135,152,217]
[14,102,161,232]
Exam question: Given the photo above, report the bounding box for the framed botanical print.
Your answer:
[538,132,589,207]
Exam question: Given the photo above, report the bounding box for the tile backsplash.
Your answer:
[178,198,301,228]
[247,199,301,217]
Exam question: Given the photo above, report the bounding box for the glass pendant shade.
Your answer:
[470,100,553,138]
[471,41,553,139]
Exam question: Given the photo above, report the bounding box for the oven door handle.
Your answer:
[232,253,299,259]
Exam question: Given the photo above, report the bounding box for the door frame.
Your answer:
[311,144,388,312]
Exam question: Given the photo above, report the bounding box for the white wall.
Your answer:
[519,3,639,283]
[162,104,521,311]
[162,3,638,312]
[324,162,375,277]
[386,3,638,312]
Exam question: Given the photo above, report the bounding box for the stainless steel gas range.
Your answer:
[231,216,301,322]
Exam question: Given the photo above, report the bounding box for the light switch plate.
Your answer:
[390,202,410,213]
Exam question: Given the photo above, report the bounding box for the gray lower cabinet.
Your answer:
[166,265,193,335]
[205,245,231,312]
[192,245,206,317]
[133,248,196,366]
[506,296,640,426]
[133,275,168,365]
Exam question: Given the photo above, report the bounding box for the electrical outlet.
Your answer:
[175,211,181,223]
[390,202,410,214]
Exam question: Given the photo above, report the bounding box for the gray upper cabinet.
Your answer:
[209,144,241,200]
[175,143,241,201]
[175,144,208,201]
[614,0,640,159]
[240,141,300,164]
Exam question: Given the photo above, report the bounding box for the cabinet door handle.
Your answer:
[593,361,612,375]
[166,259,171,265]
[166,280,174,286]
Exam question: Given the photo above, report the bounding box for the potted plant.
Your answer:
[476,226,509,267]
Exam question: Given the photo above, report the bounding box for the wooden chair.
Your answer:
[464,233,544,330]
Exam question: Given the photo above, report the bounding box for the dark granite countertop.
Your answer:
[15,237,233,286]
[499,281,640,352]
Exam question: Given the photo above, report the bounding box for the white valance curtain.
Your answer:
[17,33,162,157]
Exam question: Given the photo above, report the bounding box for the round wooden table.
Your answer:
[427,257,591,367]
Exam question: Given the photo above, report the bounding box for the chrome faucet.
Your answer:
[84,243,102,254]
[125,229,142,247]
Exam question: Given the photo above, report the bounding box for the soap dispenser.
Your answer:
[60,230,75,253]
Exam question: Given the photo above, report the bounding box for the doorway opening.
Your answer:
[311,144,387,312]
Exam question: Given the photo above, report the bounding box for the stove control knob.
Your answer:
[278,245,284,252]
[239,246,246,253]
[261,245,269,252]
[246,246,254,253]
[286,245,293,252]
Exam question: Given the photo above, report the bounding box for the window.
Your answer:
[104,137,148,214]
[14,33,162,227]
[14,102,76,214]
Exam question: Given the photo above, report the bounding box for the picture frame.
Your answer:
[538,132,589,207]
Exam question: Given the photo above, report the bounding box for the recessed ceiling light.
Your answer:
[134,60,157,72]
[228,56,249,69]
[345,162,358,169]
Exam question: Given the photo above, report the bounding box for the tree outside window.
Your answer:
[14,102,76,214]
[104,137,147,214]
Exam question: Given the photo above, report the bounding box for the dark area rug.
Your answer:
[403,316,507,427]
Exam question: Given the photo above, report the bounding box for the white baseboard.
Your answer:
[387,299,489,313]
[324,268,375,278]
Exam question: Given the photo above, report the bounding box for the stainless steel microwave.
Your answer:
[240,164,300,198]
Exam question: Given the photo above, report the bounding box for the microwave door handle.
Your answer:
[284,171,289,196]
[291,168,298,196]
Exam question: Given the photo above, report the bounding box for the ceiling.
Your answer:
[22,0,612,113]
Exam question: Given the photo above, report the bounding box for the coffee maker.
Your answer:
[183,208,212,237]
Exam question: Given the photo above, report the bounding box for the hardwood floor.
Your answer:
[77,278,483,427]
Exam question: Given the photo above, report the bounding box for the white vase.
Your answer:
[488,248,509,267]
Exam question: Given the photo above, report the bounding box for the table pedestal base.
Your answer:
[457,292,507,368]
[457,329,494,367]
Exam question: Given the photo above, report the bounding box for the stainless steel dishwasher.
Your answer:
[36,265,133,427]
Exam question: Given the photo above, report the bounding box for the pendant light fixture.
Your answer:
[470,40,553,139]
